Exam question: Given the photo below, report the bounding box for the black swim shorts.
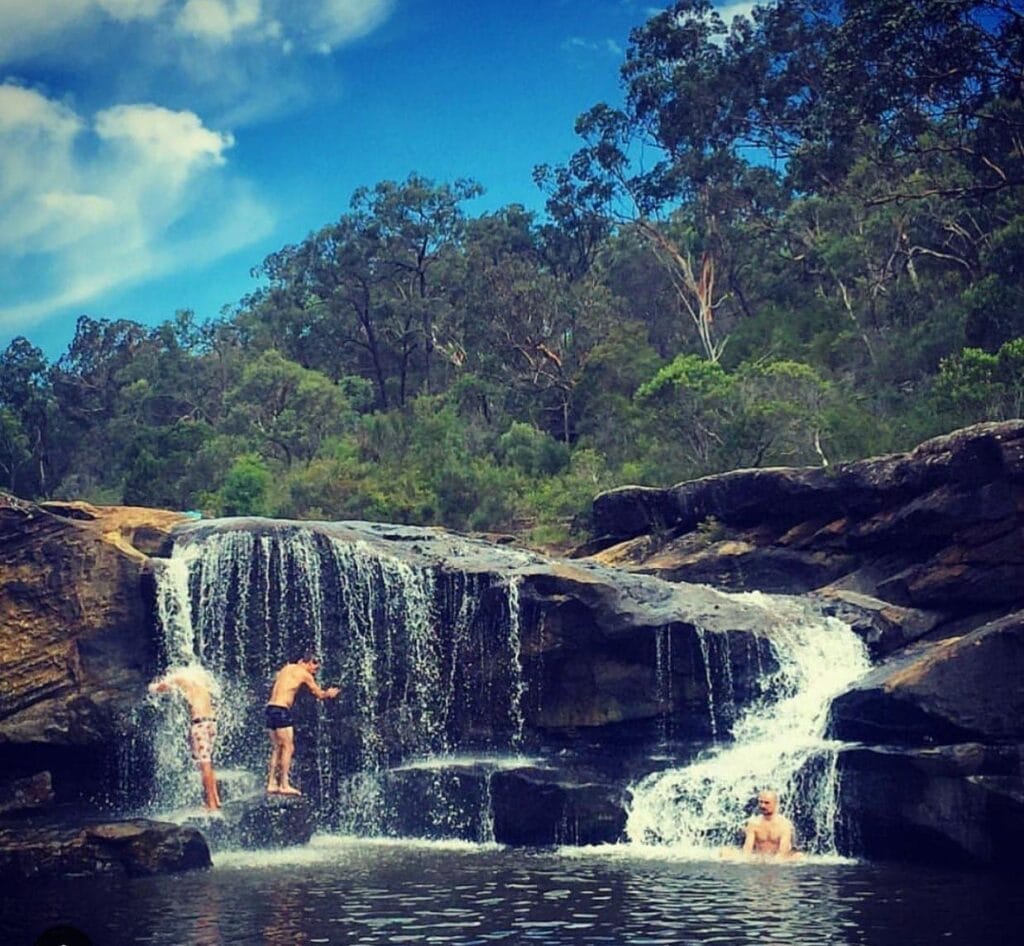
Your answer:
[265,704,293,730]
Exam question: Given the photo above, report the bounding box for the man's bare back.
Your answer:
[267,662,337,708]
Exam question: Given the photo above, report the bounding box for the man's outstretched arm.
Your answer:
[302,672,340,700]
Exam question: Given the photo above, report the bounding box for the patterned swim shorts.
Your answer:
[189,718,217,764]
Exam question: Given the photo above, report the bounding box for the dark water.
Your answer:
[3,838,1019,946]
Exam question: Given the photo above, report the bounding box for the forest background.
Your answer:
[2,0,1022,548]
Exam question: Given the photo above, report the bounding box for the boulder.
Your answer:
[830,610,1024,745]
[838,745,1024,868]
[229,795,315,849]
[0,771,54,817]
[0,494,185,798]
[0,819,210,879]
[811,589,945,658]
[490,768,627,846]
[589,421,1024,615]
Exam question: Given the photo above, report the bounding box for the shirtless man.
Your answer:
[149,666,222,810]
[742,789,798,858]
[265,652,340,795]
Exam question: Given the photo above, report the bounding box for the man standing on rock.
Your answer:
[742,789,799,858]
[265,651,340,796]
[149,665,222,811]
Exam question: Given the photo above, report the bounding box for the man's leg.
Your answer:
[267,729,283,792]
[200,762,220,810]
[278,727,300,795]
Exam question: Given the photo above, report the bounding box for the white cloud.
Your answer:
[564,36,623,59]
[0,83,272,334]
[0,0,166,60]
[0,0,394,62]
[176,0,263,44]
[313,0,393,48]
[95,102,233,166]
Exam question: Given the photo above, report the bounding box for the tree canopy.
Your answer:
[2,3,1021,547]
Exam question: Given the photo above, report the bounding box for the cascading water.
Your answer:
[625,592,870,857]
[147,520,528,837]
[140,518,872,855]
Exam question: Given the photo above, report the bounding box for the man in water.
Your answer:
[265,652,340,796]
[742,789,798,858]
[149,666,222,810]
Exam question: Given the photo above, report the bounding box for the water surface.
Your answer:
[4,837,1018,946]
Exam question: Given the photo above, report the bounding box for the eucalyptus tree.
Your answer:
[350,174,483,397]
[458,255,620,444]
[0,337,54,496]
[537,0,794,363]
[245,175,481,409]
[223,350,359,468]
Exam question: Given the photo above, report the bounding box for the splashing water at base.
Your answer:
[626,592,870,857]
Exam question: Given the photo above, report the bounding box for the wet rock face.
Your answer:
[0,819,210,880]
[0,495,185,796]
[587,422,1024,870]
[190,795,316,850]
[490,769,628,846]
[837,746,1024,869]
[0,771,54,817]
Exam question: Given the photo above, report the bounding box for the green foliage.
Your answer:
[224,350,357,467]
[121,421,218,509]
[2,1,1022,544]
[932,339,1024,426]
[218,454,274,518]
[498,423,570,477]
[0,408,30,490]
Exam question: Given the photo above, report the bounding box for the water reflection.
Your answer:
[3,841,1020,946]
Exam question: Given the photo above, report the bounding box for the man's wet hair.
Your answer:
[298,649,319,664]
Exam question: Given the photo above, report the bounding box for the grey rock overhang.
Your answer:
[169,517,796,640]
[590,420,1024,542]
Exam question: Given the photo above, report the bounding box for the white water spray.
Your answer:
[147,521,528,836]
[626,592,870,856]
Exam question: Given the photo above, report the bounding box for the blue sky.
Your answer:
[0,1,752,360]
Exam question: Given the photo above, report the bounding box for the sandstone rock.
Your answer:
[0,819,210,879]
[830,610,1024,745]
[179,794,316,851]
[812,589,945,658]
[0,494,184,797]
[838,745,1024,869]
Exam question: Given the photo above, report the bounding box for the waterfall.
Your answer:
[148,521,528,832]
[626,592,870,856]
